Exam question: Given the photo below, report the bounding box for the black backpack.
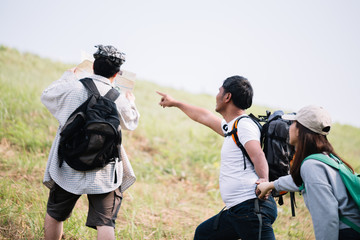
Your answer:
[225,110,297,214]
[58,78,122,171]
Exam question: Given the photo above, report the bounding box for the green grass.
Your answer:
[1,45,359,239]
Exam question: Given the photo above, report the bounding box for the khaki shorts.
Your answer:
[46,183,122,229]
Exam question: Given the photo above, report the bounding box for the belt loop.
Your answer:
[255,199,262,240]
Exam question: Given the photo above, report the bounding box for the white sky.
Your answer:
[1,0,360,127]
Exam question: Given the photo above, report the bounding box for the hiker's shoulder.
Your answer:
[301,159,337,183]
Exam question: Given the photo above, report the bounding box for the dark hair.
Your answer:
[222,75,253,110]
[93,57,120,78]
[290,121,354,186]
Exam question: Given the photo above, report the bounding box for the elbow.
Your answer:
[120,116,140,131]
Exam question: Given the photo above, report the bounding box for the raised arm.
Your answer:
[157,91,223,136]
[116,91,140,131]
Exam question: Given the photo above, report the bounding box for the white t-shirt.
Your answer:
[220,115,260,208]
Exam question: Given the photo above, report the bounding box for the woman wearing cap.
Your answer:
[256,105,360,240]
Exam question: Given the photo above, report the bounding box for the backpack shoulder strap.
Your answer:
[341,216,360,234]
[303,153,340,170]
[302,153,360,233]
[224,115,252,170]
[80,78,120,102]
[300,154,344,191]
[80,78,100,96]
[104,88,120,102]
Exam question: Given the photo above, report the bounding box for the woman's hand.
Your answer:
[256,182,275,199]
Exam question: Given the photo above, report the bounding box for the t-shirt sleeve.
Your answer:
[221,119,229,135]
[237,118,261,146]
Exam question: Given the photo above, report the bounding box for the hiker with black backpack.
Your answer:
[157,75,277,240]
[257,105,360,240]
[41,45,140,240]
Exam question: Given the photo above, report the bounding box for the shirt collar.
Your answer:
[228,114,248,125]
[90,74,114,87]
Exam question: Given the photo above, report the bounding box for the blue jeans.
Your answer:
[194,197,277,240]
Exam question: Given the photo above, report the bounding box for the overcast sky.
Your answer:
[1,0,359,127]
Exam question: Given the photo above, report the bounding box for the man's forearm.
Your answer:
[254,161,269,181]
[175,101,212,124]
[245,141,269,181]
[157,91,223,135]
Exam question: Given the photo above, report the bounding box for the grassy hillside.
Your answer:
[0,46,359,239]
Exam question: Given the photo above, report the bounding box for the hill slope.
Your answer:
[1,46,359,239]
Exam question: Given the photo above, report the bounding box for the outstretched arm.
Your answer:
[157,91,223,136]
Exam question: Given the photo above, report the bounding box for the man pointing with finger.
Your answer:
[157,75,277,240]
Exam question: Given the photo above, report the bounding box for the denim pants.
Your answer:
[194,197,277,240]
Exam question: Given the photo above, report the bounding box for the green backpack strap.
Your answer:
[303,153,340,169]
[341,216,360,233]
[302,153,360,233]
[299,153,334,191]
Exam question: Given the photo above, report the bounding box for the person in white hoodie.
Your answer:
[257,105,360,240]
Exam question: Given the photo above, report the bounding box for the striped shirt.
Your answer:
[41,70,140,195]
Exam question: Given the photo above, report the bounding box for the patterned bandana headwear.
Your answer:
[93,45,126,66]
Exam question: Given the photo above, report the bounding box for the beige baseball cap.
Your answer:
[282,105,332,135]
